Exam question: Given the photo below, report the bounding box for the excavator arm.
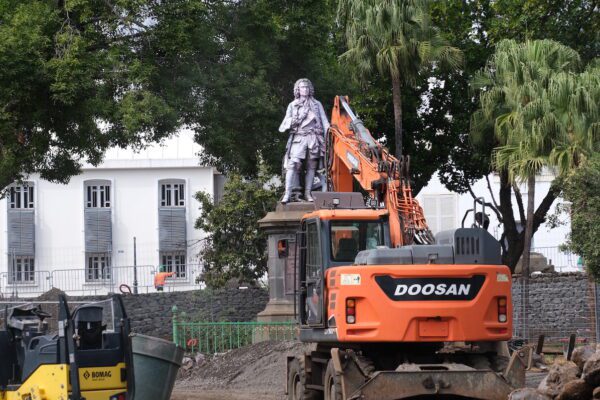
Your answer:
[326,96,434,247]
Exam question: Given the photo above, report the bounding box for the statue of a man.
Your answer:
[279,78,330,203]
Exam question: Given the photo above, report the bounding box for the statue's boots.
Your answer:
[304,159,318,202]
[281,167,296,203]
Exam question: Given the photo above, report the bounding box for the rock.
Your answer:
[571,345,596,372]
[515,252,552,275]
[594,387,600,399]
[508,388,552,399]
[538,360,579,397]
[531,353,546,369]
[582,352,600,386]
[181,357,194,371]
[195,353,206,365]
[556,379,593,400]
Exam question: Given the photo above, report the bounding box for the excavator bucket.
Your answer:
[332,346,532,400]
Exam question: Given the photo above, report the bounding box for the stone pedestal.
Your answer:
[256,202,314,322]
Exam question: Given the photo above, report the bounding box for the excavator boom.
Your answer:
[327,96,434,247]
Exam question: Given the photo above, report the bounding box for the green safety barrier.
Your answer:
[171,305,297,353]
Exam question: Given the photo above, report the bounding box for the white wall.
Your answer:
[416,171,575,270]
[0,164,214,273]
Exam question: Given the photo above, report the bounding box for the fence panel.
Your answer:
[512,275,597,346]
[173,318,297,354]
[50,268,110,296]
[162,264,204,292]
[1,264,204,298]
[110,265,156,294]
[532,246,581,272]
[0,271,51,298]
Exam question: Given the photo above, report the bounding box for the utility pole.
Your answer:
[133,237,138,295]
[595,281,600,343]
[11,248,17,299]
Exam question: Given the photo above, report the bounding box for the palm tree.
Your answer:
[338,0,463,157]
[471,39,595,280]
[547,63,600,173]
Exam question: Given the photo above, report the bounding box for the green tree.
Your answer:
[562,155,600,278]
[471,39,598,272]
[337,0,463,157]
[193,0,348,177]
[0,0,216,190]
[195,173,280,288]
[488,0,599,63]
[430,0,599,196]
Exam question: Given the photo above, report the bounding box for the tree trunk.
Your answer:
[391,74,403,158]
[520,174,536,340]
[522,175,536,279]
[499,169,560,273]
[498,170,522,269]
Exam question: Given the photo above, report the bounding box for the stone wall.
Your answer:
[512,272,596,342]
[1,273,596,342]
[1,287,269,340]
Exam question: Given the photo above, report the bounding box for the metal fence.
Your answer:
[512,275,597,348]
[0,271,51,298]
[0,264,205,298]
[172,308,296,354]
[532,246,581,272]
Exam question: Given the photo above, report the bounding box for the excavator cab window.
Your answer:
[330,220,385,262]
[304,220,324,326]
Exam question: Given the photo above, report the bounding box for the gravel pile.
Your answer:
[176,340,310,396]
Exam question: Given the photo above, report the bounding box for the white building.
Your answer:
[0,130,224,297]
[416,170,577,272]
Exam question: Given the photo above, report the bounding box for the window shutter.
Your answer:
[7,210,35,256]
[421,194,457,235]
[159,208,186,251]
[85,209,112,252]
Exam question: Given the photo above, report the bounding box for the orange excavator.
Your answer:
[285,96,529,400]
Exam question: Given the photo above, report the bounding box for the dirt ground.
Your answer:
[171,389,282,400]
[172,340,548,399]
[173,340,309,400]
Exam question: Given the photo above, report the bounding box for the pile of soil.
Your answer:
[176,340,310,397]
[175,340,550,399]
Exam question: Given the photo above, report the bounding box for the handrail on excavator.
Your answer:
[338,96,379,151]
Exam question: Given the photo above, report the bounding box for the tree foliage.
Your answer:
[487,0,599,63]
[562,155,600,279]
[337,0,462,158]
[193,0,349,177]
[429,0,599,191]
[470,39,599,272]
[194,173,280,288]
[0,0,215,190]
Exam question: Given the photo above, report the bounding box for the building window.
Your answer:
[160,252,186,278]
[8,256,35,283]
[86,183,111,208]
[160,182,185,207]
[86,253,111,281]
[421,194,457,235]
[9,184,34,209]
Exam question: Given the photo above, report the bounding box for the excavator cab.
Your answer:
[296,193,390,328]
